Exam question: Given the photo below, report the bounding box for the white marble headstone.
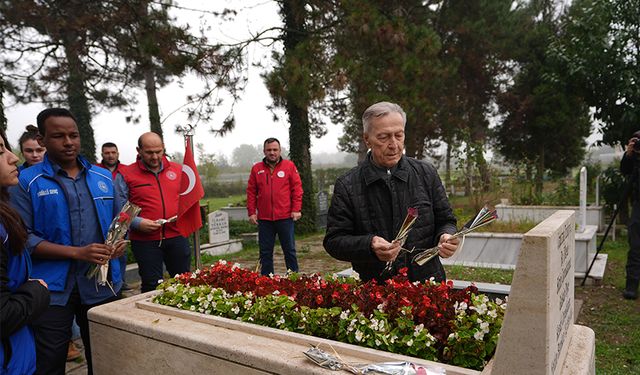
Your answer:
[491,210,575,375]
[208,210,229,244]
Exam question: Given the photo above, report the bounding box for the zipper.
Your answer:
[154,173,167,243]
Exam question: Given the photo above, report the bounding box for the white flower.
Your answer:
[495,297,503,305]
[375,339,382,346]
[448,332,457,340]
[475,303,488,315]
[406,339,413,347]
[231,306,240,314]
[480,321,490,333]
[488,309,497,318]
[276,316,285,326]
[340,311,349,320]
[355,330,363,342]
[190,305,196,311]
[414,323,424,336]
[273,290,280,295]
[474,331,485,341]
[219,260,227,265]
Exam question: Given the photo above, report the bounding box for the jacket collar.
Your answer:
[41,153,92,177]
[262,157,282,169]
[362,153,409,185]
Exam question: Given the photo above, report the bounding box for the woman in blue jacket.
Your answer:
[0,128,50,374]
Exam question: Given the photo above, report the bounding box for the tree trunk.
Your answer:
[138,1,163,139]
[63,32,95,163]
[445,141,452,192]
[144,67,163,138]
[282,0,316,234]
[0,77,6,132]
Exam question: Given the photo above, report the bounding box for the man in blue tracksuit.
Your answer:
[10,108,127,375]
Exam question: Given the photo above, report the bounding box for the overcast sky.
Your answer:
[4,0,344,165]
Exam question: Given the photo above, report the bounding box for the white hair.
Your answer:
[362,101,407,134]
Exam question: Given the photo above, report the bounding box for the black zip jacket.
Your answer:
[323,155,457,283]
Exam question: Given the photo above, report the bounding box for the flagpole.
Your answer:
[177,124,202,270]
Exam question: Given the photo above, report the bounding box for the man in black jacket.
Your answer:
[621,131,640,299]
[323,101,459,283]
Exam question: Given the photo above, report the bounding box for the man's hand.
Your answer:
[371,236,401,262]
[75,243,114,265]
[626,137,639,156]
[249,214,258,225]
[111,240,129,259]
[30,279,48,288]
[438,234,460,258]
[291,212,302,221]
[138,218,162,233]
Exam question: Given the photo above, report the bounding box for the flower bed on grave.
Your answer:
[153,260,506,370]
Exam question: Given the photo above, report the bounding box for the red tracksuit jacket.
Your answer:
[246,158,303,221]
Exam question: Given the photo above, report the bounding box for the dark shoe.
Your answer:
[623,279,639,300]
[67,341,81,361]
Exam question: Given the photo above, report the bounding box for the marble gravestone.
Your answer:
[486,210,595,375]
[200,210,242,256]
[209,210,229,244]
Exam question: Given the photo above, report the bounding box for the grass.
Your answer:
[202,194,245,212]
[575,233,640,374]
[444,264,513,284]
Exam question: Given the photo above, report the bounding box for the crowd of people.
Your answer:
[1,101,463,374]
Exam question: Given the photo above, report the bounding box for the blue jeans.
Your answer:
[258,218,298,275]
[131,236,191,292]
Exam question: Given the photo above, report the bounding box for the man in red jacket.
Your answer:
[247,138,303,275]
[119,132,191,292]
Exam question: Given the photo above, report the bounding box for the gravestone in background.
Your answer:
[209,210,230,244]
[316,191,329,230]
[201,210,242,256]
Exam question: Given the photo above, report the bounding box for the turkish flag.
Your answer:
[176,137,205,237]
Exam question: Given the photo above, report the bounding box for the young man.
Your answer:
[10,108,126,374]
[246,138,303,275]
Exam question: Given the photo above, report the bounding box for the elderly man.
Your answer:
[323,101,459,283]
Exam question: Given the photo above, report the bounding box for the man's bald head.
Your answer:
[138,132,163,148]
[136,132,165,172]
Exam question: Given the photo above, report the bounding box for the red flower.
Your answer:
[118,212,130,223]
[316,295,324,305]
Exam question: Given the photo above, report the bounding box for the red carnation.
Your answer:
[118,212,130,223]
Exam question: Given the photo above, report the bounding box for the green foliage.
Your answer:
[493,3,591,194]
[549,0,640,146]
[599,163,626,210]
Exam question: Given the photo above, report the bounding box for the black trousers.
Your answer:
[627,200,640,281]
[32,288,120,375]
[131,236,191,293]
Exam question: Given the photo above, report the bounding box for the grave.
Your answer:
[316,191,329,230]
[88,211,594,374]
[486,210,595,375]
[200,210,242,256]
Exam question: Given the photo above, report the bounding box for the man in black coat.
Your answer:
[323,101,459,283]
[620,131,640,299]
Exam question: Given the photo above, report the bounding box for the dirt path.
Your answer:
[221,234,350,275]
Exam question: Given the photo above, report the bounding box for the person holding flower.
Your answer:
[0,127,50,374]
[323,101,459,283]
[9,108,126,375]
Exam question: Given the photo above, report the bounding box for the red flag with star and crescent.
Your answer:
[176,138,204,237]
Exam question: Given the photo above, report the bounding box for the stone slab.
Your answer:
[200,239,243,256]
[88,293,478,375]
[495,204,604,232]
